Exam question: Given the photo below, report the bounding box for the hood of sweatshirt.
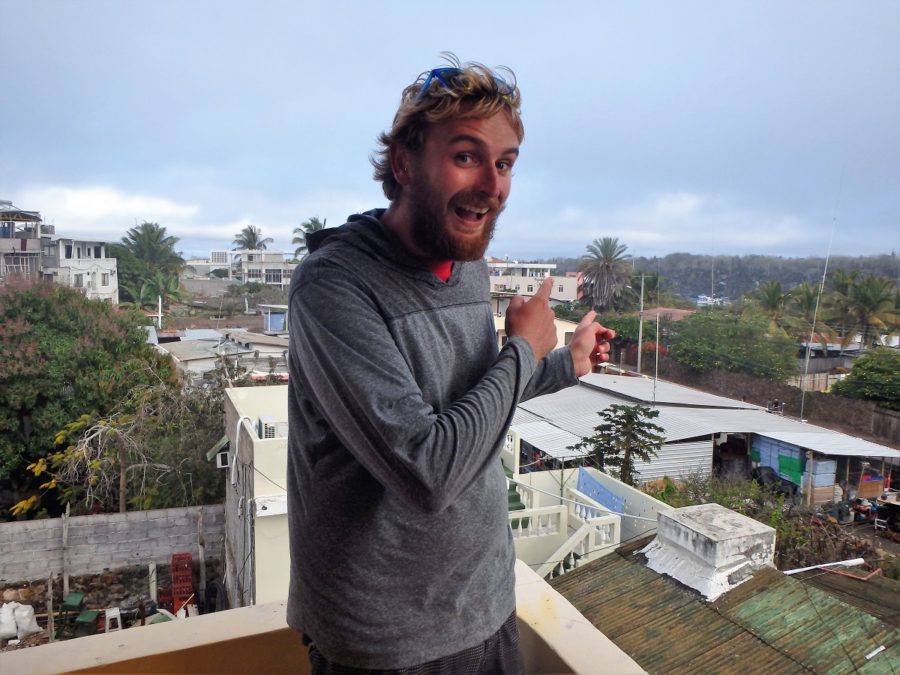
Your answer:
[305,209,466,285]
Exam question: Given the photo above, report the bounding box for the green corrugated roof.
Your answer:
[550,540,898,674]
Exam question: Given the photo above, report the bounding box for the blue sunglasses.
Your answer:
[417,67,463,100]
[417,67,512,100]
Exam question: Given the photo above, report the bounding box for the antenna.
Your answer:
[800,170,843,420]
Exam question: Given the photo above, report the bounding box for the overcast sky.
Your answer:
[4,1,899,262]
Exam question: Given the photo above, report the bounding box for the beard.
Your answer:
[407,170,503,262]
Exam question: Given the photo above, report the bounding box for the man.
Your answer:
[286,57,613,673]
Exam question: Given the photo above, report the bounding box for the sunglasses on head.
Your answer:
[417,67,463,100]
[416,67,513,101]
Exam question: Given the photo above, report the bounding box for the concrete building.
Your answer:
[0,200,119,304]
[486,255,579,302]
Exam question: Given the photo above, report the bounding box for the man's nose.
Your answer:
[475,165,502,200]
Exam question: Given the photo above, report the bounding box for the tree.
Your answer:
[120,222,184,275]
[751,281,790,325]
[28,376,227,514]
[292,216,327,258]
[670,309,797,381]
[831,348,900,411]
[824,269,860,352]
[0,281,173,518]
[569,404,665,486]
[846,275,898,350]
[233,224,274,250]
[141,270,184,309]
[577,237,631,311]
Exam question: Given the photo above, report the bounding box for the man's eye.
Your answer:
[456,153,475,164]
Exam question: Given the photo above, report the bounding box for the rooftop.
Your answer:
[551,538,899,674]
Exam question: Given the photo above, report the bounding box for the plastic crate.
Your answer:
[171,553,192,574]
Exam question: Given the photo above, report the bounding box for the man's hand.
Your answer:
[505,277,558,363]
[568,311,615,377]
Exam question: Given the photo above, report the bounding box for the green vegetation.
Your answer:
[831,348,900,410]
[569,404,665,486]
[293,216,327,258]
[670,310,797,381]
[28,374,228,515]
[0,282,174,518]
[232,224,273,250]
[577,237,631,312]
[112,221,186,306]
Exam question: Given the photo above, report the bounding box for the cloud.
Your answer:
[496,190,815,258]
[16,186,199,238]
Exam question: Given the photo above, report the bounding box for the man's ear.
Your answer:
[390,145,413,187]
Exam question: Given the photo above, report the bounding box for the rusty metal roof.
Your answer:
[550,540,898,674]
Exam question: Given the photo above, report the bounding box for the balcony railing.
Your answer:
[0,561,645,674]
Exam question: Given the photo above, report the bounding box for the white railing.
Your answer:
[565,485,615,525]
[509,505,566,539]
[534,513,620,580]
[510,476,536,510]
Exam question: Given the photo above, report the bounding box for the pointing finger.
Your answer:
[578,310,597,327]
[532,277,554,302]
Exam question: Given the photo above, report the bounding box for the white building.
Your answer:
[214,249,297,290]
[42,237,119,304]
[485,256,579,302]
[0,200,119,304]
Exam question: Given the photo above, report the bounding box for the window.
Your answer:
[527,285,534,293]
[73,273,83,288]
[247,269,262,279]
[515,284,520,291]
[94,245,102,258]
[76,247,81,258]
[265,269,283,284]
[558,285,564,293]
[101,273,109,286]
[65,244,72,259]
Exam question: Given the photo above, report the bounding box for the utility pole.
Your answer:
[636,274,645,374]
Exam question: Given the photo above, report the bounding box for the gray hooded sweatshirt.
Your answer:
[286,210,577,669]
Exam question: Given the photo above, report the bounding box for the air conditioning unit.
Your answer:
[215,451,231,469]
[257,415,278,439]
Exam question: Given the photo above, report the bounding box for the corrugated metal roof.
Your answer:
[182,328,224,341]
[509,421,587,459]
[551,541,899,674]
[758,431,900,459]
[515,378,899,460]
[793,570,900,627]
[580,373,762,410]
[157,340,220,362]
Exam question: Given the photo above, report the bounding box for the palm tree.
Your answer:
[141,271,184,309]
[292,217,327,258]
[752,281,789,325]
[577,237,631,311]
[233,225,274,251]
[823,269,860,352]
[120,222,184,274]
[847,275,898,349]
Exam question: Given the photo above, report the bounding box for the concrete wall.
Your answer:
[0,505,224,584]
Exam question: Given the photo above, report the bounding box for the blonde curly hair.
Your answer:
[371,53,524,200]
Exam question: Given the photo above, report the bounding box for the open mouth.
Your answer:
[453,206,489,224]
